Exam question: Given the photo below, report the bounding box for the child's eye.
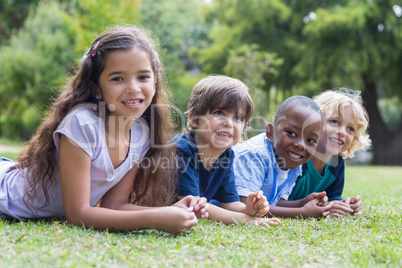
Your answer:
[330,119,338,125]
[287,131,296,137]
[347,126,355,132]
[139,75,151,80]
[111,77,123,82]
[307,138,317,145]
[234,115,243,121]
[214,110,224,115]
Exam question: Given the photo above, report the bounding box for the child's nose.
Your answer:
[337,126,346,137]
[294,139,306,151]
[223,117,234,127]
[126,79,141,94]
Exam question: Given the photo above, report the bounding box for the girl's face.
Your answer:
[98,48,155,121]
[317,106,357,156]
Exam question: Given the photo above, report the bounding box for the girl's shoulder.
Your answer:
[53,106,103,156]
[63,106,100,125]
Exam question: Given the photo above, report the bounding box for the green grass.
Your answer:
[0,152,20,160]
[0,137,24,160]
[0,137,24,147]
[1,166,401,267]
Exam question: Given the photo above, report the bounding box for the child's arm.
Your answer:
[268,198,333,218]
[276,192,329,208]
[271,192,332,218]
[59,135,198,234]
[208,204,280,226]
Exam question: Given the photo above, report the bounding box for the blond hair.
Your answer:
[314,88,371,158]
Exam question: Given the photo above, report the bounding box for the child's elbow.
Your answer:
[65,213,84,227]
[64,207,90,227]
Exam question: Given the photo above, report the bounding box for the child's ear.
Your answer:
[92,84,102,100]
[266,123,275,143]
[96,91,102,100]
[188,112,198,128]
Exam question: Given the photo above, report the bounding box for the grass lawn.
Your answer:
[0,137,25,147]
[0,165,401,267]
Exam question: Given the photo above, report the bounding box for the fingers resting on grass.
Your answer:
[322,200,354,217]
[246,216,281,226]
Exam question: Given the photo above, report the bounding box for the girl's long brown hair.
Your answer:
[16,26,177,211]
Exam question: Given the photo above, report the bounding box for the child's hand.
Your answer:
[246,216,281,226]
[302,198,333,218]
[157,206,198,234]
[322,200,354,217]
[348,196,363,215]
[245,190,269,217]
[173,196,209,219]
[305,191,328,206]
[192,197,209,219]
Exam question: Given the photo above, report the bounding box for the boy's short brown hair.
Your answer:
[185,75,254,134]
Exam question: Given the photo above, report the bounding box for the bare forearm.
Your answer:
[220,201,246,213]
[66,206,165,231]
[276,198,304,208]
[208,204,250,224]
[112,203,157,211]
[268,205,307,219]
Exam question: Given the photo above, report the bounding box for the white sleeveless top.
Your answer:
[0,107,150,219]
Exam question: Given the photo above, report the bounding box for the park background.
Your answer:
[0,1,401,267]
[0,0,402,166]
[0,0,402,267]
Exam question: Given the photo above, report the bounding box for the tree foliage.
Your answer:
[194,0,402,164]
[139,0,210,113]
[1,0,401,164]
[0,0,40,44]
[0,0,141,140]
[0,1,75,139]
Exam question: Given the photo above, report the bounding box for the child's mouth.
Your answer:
[123,100,143,106]
[288,151,302,160]
[329,138,344,146]
[216,131,233,138]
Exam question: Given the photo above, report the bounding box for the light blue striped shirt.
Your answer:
[232,133,302,205]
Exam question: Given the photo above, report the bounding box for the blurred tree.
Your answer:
[195,0,402,165]
[0,0,141,140]
[139,0,210,116]
[0,0,40,44]
[69,0,141,52]
[297,0,402,165]
[0,1,76,139]
[223,44,283,131]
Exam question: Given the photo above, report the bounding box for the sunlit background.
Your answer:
[0,0,401,165]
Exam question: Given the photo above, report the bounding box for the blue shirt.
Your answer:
[173,134,240,203]
[289,156,345,201]
[232,133,302,205]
